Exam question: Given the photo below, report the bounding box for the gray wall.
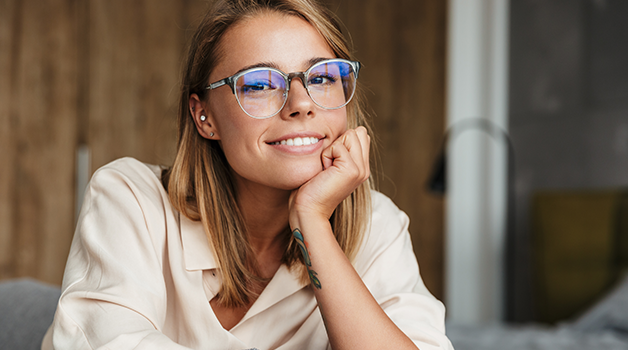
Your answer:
[509,0,628,322]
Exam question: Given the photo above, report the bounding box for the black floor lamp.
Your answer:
[427,118,517,321]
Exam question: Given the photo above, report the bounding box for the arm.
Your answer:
[290,218,418,350]
[289,127,446,350]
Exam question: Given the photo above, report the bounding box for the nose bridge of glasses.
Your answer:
[286,72,308,91]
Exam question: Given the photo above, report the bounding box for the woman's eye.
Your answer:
[241,81,274,93]
[309,74,337,85]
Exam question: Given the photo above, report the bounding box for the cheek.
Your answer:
[329,110,349,139]
[209,94,256,140]
[216,119,264,163]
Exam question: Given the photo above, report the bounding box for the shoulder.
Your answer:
[81,157,172,225]
[370,190,408,223]
[88,157,165,200]
[91,157,163,186]
[73,157,175,269]
[352,190,412,269]
[368,190,410,240]
[354,190,424,292]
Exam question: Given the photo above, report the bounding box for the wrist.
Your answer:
[289,206,331,232]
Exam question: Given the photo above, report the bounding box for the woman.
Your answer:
[43,0,452,349]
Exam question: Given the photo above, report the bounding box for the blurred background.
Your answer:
[2,0,628,337]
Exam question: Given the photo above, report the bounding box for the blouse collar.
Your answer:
[178,211,309,324]
[180,213,219,271]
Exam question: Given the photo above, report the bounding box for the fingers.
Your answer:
[321,126,371,181]
[352,127,371,179]
[292,127,371,222]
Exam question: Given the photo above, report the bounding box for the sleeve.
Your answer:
[48,159,192,350]
[354,192,454,350]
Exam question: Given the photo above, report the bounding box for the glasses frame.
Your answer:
[205,58,361,119]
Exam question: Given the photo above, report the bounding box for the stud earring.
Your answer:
[209,132,214,137]
[200,115,206,122]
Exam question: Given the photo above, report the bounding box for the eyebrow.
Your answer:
[234,57,334,75]
[234,61,280,75]
[307,57,331,67]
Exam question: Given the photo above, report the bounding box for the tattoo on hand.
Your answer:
[293,228,322,289]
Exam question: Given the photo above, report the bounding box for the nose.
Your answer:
[281,74,315,119]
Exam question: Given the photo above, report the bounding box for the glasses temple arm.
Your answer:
[206,76,235,92]
[352,61,361,79]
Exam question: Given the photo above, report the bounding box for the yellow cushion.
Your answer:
[532,190,628,323]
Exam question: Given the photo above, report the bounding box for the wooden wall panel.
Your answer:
[86,0,210,172]
[0,0,18,280]
[88,1,175,171]
[0,0,78,284]
[327,0,447,299]
[0,0,207,285]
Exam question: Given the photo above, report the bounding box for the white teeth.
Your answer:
[271,137,319,146]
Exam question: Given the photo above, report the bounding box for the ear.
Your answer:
[189,93,220,140]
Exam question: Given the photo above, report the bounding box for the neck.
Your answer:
[235,178,292,255]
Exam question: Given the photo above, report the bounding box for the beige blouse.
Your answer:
[42,157,453,350]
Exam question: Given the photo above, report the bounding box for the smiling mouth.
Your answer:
[269,137,320,146]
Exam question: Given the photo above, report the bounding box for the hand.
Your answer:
[289,126,370,226]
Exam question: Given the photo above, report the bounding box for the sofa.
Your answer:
[0,279,61,350]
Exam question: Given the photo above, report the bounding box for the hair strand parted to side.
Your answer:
[163,0,373,307]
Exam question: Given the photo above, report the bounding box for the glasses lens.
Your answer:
[307,61,356,109]
[235,69,287,118]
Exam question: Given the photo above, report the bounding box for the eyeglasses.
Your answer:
[206,58,360,119]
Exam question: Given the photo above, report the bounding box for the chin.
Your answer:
[280,165,323,190]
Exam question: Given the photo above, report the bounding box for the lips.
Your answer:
[269,136,320,146]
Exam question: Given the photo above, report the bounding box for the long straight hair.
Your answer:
[163,0,373,308]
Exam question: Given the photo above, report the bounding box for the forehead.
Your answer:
[214,12,336,76]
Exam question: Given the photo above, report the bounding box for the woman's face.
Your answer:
[203,13,348,193]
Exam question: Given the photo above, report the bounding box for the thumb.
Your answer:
[321,145,335,170]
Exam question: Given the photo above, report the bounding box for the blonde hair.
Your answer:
[163,0,372,308]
